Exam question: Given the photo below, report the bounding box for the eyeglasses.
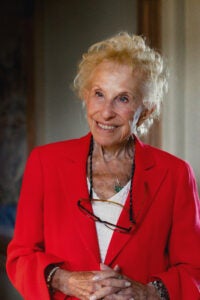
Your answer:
[77,198,133,233]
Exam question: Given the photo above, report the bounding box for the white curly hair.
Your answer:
[73,32,168,135]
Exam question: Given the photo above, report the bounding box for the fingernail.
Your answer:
[90,296,97,300]
[114,264,120,270]
[125,281,131,287]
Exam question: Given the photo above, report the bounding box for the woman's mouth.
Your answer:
[97,122,117,130]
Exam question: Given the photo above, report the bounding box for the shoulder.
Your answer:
[148,144,186,166]
[139,142,199,193]
[136,137,192,173]
[28,133,91,161]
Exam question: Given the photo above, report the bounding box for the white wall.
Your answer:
[34,0,137,145]
[162,0,200,188]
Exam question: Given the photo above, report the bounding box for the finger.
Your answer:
[104,294,135,300]
[99,264,122,282]
[89,286,119,300]
[113,265,121,272]
[117,287,133,295]
[100,278,131,289]
[100,263,120,272]
[93,269,123,281]
[100,263,110,271]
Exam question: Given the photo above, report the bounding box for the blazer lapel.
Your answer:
[105,138,168,265]
[73,161,101,264]
[59,134,101,264]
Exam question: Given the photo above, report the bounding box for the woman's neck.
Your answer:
[93,136,134,162]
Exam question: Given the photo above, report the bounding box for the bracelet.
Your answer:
[45,265,60,291]
[148,280,170,300]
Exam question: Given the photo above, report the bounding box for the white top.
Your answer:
[87,179,131,262]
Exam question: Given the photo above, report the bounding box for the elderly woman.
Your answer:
[6,33,200,300]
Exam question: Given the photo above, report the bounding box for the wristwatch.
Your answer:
[149,280,170,300]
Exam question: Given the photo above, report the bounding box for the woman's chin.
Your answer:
[92,135,116,147]
[92,133,129,148]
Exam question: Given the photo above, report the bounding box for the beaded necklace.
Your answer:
[88,136,136,224]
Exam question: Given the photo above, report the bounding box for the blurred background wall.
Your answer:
[162,0,200,188]
[34,0,137,144]
[0,0,199,299]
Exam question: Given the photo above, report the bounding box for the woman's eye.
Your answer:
[119,95,129,103]
[95,91,103,97]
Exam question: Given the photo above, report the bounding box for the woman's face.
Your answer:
[84,61,144,148]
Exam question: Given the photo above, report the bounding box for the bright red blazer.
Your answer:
[6,133,200,300]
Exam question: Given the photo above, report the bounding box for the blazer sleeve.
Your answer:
[6,148,64,300]
[152,162,200,299]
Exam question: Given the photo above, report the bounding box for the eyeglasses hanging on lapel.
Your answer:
[77,182,149,233]
[77,198,133,233]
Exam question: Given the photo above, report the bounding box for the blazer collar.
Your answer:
[63,132,92,164]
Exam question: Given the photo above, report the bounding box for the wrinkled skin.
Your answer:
[52,264,161,300]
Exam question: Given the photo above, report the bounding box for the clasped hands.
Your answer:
[52,263,161,300]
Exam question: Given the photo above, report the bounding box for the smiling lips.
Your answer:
[97,122,117,131]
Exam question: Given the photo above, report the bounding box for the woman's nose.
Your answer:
[101,100,116,119]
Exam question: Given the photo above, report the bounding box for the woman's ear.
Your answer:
[137,106,155,126]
